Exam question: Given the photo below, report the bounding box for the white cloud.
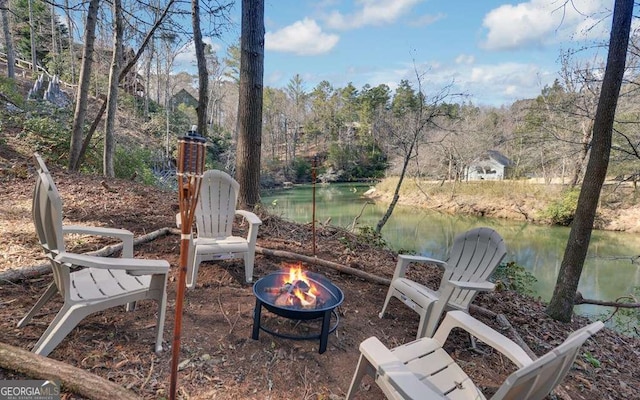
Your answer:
[265,18,339,55]
[325,0,424,30]
[482,0,610,51]
[350,59,553,106]
[409,12,446,27]
[455,54,475,65]
[469,63,540,86]
[504,85,518,95]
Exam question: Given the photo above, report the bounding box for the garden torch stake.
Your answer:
[169,129,206,400]
[312,156,317,256]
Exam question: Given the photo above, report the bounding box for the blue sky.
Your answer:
[175,0,614,107]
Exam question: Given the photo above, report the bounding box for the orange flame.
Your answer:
[287,265,306,284]
[284,264,318,307]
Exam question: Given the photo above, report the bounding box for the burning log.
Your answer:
[265,270,321,309]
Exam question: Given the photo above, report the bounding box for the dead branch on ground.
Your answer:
[0,227,173,284]
[574,292,639,308]
[255,246,391,286]
[0,341,140,400]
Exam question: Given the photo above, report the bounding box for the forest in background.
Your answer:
[2,0,640,191]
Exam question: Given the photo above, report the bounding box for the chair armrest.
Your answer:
[448,280,495,292]
[360,337,445,400]
[393,254,447,280]
[63,225,134,258]
[235,210,262,225]
[420,280,495,338]
[55,252,170,276]
[432,311,533,368]
[236,210,261,248]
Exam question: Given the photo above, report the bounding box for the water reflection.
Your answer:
[262,183,640,323]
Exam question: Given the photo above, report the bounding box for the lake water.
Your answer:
[262,183,640,329]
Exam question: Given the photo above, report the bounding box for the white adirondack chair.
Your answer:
[379,227,506,339]
[18,153,138,328]
[24,158,169,356]
[177,169,262,287]
[347,310,604,400]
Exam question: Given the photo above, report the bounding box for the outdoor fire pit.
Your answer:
[252,266,344,354]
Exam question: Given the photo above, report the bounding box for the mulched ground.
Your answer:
[1,147,639,399]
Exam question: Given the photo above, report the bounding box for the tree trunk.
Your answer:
[164,50,171,157]
[0,342,139,400]
[1,0,15,78]
[569,120,593,187]
[144,39,153,118]
[376,138,414,233]
[50,3,56,57]
[64,0,75,82]
[192,0,207,137]
[546,0,633,322]
[68,0,100,171]
[103,0,123,177]
[235,0,264,209]
[27,0,37,71]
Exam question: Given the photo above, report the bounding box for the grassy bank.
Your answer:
[371,177,640,232]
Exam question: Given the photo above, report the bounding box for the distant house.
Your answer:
[466,150,514,181]
[170,89,198,110]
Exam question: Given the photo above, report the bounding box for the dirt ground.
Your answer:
[1,148,640,399]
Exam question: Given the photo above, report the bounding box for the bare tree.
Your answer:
[235,0,264,209]
[205,46,224,128]
[159,32,182,156]
[192,0,206,136]
[0,0,15,78]
[73,0,177,170]
[103,0,124,177]
[375,73,455,233]
[143,37,154,118]
[68,0,100,170]
[546,0,633,322]
[63,0,76,82]
[27,0,37,70]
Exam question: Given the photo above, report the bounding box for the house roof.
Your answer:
[475,150,513,166]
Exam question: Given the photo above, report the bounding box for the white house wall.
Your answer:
[467,159,505,180]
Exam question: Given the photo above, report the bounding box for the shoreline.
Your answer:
[365,180,640,233]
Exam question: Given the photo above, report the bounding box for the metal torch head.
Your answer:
[177,132,206,178]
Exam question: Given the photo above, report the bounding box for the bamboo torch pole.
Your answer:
[312,155,317,256]
[169,128,206,400]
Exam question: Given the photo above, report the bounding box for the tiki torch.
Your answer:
[312,155,317,256]
[169,126,206,400]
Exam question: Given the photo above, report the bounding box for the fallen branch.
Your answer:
[469,304,537,360]
[470,304,571,400]
[0,341,140,400]
[255,246,391,286]
[574,292,640,308]
[0,227,173,284]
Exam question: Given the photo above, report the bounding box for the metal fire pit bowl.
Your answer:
[251,271,344,354]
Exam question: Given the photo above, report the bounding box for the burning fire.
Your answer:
[287,265,307,285]
[270,264,320,309]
